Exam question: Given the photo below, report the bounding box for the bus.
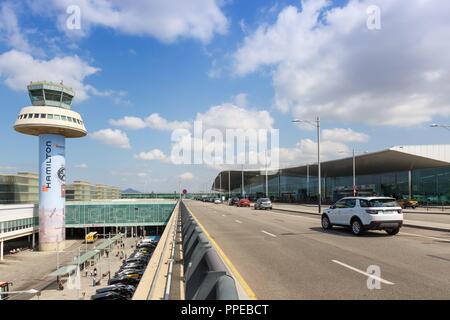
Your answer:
[85,231,99,244]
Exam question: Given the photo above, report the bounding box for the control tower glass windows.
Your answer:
[29,89,44,104]
[62,93,73,106]
[44,89,62,103]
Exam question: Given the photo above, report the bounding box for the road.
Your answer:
[184,200,450,299]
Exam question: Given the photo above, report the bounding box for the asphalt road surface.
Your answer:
[184,200,450,299]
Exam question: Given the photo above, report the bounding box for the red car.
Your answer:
[237,198,251,207]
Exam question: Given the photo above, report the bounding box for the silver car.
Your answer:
[254,198,272,210]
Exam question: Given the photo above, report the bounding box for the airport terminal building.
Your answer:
[212,145,450,205]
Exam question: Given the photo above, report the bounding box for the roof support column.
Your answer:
[408,170,412,199]
[1,240,3,261]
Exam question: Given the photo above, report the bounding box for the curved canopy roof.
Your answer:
[212,145,450,192]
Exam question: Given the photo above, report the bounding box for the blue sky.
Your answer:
[1,0,450,192]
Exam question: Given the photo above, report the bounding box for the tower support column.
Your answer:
[39,134,66,251]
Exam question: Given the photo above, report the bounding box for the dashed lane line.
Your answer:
[332,260,395,285]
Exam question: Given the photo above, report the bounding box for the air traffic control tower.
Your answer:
[14,82,87,251]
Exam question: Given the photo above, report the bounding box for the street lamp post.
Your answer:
[241,164,245,198]
[228,170,231,199]
[219,172,222,200]
[265,149,269,198]
[292,117,322,213]
[338,149,369,197]
[352,149,356,196]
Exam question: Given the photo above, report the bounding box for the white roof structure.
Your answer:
[213,145,450,191]
[390,145,450,163]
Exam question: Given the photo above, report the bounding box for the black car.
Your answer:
[108,276,140,286]
[121,262,147,269]
[125,255,150,263]
[129,252,152,260]
[91,291,128,300]
[228,197,240,206]
[137,242,156,249]
[116,268,145,276]
[95,284,135,299]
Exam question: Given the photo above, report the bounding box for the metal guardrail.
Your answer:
[180,201,239,300]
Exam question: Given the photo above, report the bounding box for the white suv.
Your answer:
[321,197,403,236]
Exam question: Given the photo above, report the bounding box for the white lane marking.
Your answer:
[222,214,226,217]
[400,232,450,243]
[261,230,277,238]
[235,220,243,224]
[332,260,394,285]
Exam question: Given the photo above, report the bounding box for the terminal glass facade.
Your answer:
[65,201,176,227]
[230,166,450,204]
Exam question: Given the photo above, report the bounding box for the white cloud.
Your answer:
[44,0,228,43]
[232,93,248,108]
[0,50,99,101]
[86,86,132,106]
[233,0,450,126]
[0,2,32,53]
[90,129,131,149]
[196,103,274,131]
[146,114,191,131]
[279,138,350,167]
[110,113,191,131]
[168,103,276,170]
[110,116,146,129]
[134,149,168,162]
[179,172,194,181]
[75,163,88,169]
[322,128,369,143]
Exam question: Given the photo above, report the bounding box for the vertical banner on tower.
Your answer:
[39,134,66,251]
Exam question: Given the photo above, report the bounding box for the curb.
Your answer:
[272,208,450,233]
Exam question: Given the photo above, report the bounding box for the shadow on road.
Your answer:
[309,227,391,238]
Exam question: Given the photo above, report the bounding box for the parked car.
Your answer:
[125,255,151,263]
[137,242,156,249]
[91,291,128,300]
[120,263,147,271]
[95,284,135,299]
[115,269,144,279]
[108,275,140,286]
[321,197,403,236]
[254,198,273,210]
[228,198,239,206]
[398,198,419,209]
[237,198,251,207]
[214,198,222,204]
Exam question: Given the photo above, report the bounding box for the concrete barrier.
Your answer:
[132,201,180,300]
[180,201,239,300]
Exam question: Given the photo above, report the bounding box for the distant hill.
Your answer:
[122,188,142,194]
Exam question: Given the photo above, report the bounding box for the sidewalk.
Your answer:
[271,203,450,232]
[33,237,138,300]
